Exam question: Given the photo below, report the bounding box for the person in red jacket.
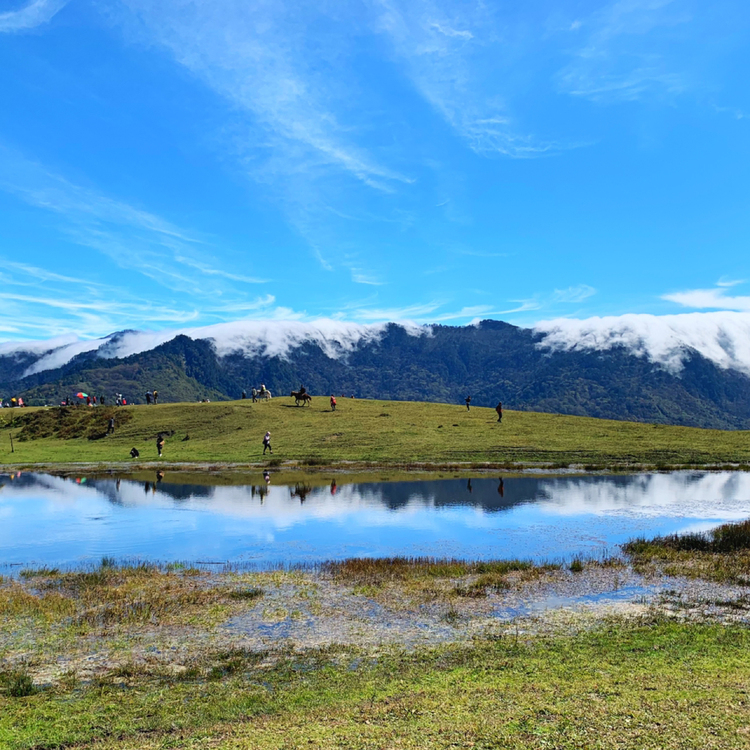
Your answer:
[330,395,337,411]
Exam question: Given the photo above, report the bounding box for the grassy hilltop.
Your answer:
[1,396,749,468]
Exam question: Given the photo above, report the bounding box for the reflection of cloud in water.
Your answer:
[2,473,750,529]
[2,471,750,567]
[534,473,750,520]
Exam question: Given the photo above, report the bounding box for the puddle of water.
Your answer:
[1,471,749,568]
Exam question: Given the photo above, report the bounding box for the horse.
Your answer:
[291,390,312,406]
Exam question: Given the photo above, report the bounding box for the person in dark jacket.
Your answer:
[465,395,471,411]
[495,401,503,422]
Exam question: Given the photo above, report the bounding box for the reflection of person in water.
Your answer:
[498,477,504,497]
[291,484,312,504]
[330,479,337,495]
[263,470,271,485]
[467,478,473,493]
[156,471,164,483]
[116,479,121,492]
[144,482,151,494]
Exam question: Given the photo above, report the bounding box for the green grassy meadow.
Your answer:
[2,619,749,749]
[1,396,749,468]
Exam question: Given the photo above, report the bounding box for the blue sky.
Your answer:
[1,0,749,341]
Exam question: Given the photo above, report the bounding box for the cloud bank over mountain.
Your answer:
[535,312,750,376]
[3,312,750,378]
[2,319,426,377]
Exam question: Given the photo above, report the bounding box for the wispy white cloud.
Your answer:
[349,301,443,322]
[350,269,386,286]
[552,284,597,303]
[663,284,750,311]
[118,0,416,271]
[372,0,561,158]
[714,105,748,120]
[557,0,690,102]
[499,284,597,316]
[122,0,410,191]
[0,0,66,33]
[0,146,268,300]
[0,259,202,340]
[0,259,286,342]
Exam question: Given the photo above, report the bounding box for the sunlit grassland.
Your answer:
[1,396,749,467]
[1,619,749,749]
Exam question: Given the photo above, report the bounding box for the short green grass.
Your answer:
[2,620,749,749]
[2,397,750,467]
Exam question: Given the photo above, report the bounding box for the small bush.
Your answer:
[569,558,584,573]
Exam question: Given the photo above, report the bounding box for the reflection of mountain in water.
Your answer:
[4,471,750,520]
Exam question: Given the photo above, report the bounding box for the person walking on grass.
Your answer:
[107,417,115,435]
[263,431,272,455]
[465,395,471,411]
[156,434,165,457]
[495,401,503,423]
[330,395,337,411]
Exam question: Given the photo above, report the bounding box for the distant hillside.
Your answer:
[3,320,750,429]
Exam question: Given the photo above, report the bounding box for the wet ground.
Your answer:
[5,564,749,687]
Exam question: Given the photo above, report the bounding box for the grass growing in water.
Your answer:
[624,518,750,583]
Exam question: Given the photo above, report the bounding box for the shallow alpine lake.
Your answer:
[2,471,750,569]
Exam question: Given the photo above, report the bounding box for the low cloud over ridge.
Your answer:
[4,312,750,378]
[2,319,426,377]
[535,311,750,375]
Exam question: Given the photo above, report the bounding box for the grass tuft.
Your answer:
[0,669,36,697]
[19,566,60,578]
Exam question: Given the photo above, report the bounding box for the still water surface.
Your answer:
[1,471,749,568]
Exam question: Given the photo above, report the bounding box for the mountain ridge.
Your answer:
[3,319,750,429]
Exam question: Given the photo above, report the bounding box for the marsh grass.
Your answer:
[323,557,561,603]
[624,518,750,582]
[0,562,265,634]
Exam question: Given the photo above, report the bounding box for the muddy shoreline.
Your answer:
[3,562,748,689]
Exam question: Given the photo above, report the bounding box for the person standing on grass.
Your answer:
[465,395,471,411]
[495,401,503,423]
[251,387,258,403]
[156,434,165,457]
[107,417,115,435]
[330,395,337,411]
[263,431,272,455]
[153,390,159,404]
